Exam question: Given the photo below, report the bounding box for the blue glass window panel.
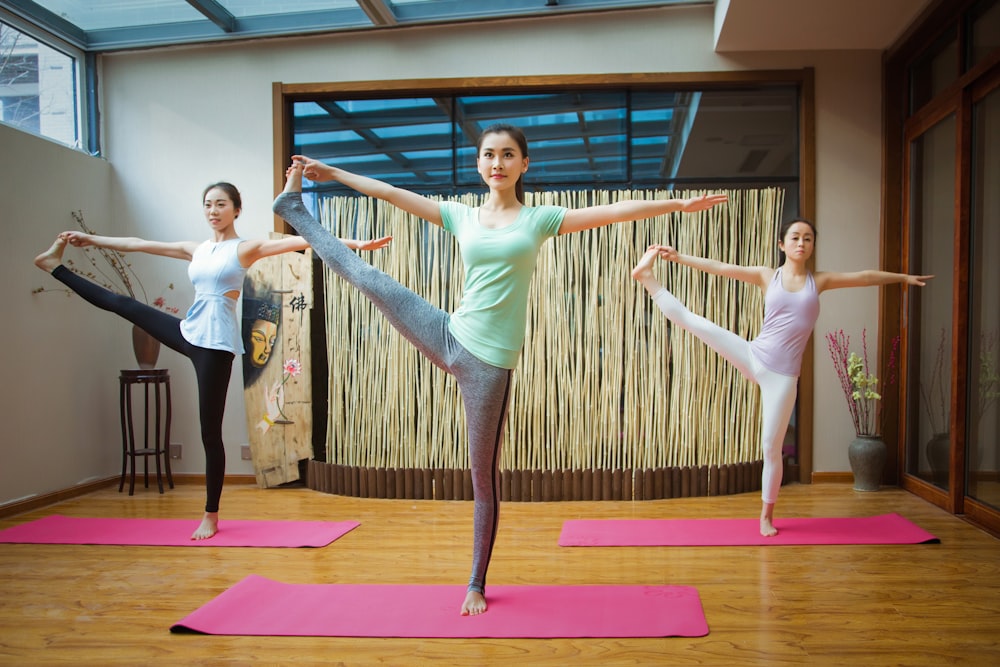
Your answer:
[292,86,798,192]
[33,1,203,30]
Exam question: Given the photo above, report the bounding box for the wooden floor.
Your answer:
[1,481,998,666]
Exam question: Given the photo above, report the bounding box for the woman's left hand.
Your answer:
[907,274,935,286]
[355,236,393,251]
[678,193,729,212]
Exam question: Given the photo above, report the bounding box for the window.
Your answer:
[909,27,959,115]
[291,86,800,198]
[969,0,1000,68]
[0,19,82,149]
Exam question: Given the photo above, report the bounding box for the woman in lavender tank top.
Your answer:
[631,218,932,537]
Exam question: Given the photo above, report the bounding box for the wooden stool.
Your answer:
[119,369,174,495]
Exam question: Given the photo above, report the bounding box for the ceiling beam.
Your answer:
[355,0,397,26]
[185,0,236,33]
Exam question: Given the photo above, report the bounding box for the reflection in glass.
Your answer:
[292,86,799,195]
[968,86,1000,509]
[970,0,1000,69]
[909,29,958,114]
[906,114,955,489]
[453,92,630,187]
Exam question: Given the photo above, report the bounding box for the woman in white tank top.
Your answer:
[35,183,390,540]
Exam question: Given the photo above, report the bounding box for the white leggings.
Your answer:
[651,288,797,504]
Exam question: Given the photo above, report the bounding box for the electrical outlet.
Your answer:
[169,443,182,459]
[241,444,252,461]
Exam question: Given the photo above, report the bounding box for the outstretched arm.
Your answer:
[60,231,197,261]
[815,270,934,293]
[341,236,393,251]
[240,234,394,266]
[292,155,443,226]
[558,193,728,235]
[655,244,772,289]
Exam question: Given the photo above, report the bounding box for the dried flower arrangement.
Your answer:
[826,328,900,437]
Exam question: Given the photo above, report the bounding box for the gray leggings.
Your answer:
[273,192,511,595]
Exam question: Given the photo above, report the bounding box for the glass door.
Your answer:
[967,76,1000,515]
[903,109,957,500]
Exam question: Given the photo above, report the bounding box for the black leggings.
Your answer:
[51,266,234,513]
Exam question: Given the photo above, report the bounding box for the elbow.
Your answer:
[861,270,881,286]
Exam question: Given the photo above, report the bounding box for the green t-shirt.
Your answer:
[440,201,566,369]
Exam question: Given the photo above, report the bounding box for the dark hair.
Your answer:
[477,123,529,204]
[777,217,817,265]
[203,182,243,213]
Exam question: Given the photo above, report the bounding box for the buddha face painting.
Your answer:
[249,318,278,367]
[246,300,280,369]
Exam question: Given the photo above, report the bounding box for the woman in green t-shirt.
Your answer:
[273,124,727,615]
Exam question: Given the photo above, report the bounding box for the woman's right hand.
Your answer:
[291,155,334,182]
[649,244,680,262]
[60,231,95,248]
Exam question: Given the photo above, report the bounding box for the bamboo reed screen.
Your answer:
[315,188,783,499]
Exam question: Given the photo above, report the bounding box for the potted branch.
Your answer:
[826,329,899,491]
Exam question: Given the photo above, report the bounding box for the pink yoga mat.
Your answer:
[559,513,938,547]
[0,515,359,548]
[171,575,708,638]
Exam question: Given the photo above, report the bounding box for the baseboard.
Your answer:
[0,474,260,519]
[0,477,118,519]
[811,472,855,484]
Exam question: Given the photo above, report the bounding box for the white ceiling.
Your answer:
[714,0,936,52]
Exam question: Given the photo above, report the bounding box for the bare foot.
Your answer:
[760,503,778,537]
[631,245,662,282]
[283,162,303,194]
[34,237,67,273]
[191,512,219,540]
[461,590,487,616]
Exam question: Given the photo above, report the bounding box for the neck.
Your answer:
[212,227,238,243]
[484,188,521,210]
[782,257,808,275]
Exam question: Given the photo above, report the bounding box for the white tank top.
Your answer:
[179,238,246,354]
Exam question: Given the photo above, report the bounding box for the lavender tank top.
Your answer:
[748,268,820,377]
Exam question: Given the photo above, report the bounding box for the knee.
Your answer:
[200,431,225,454]
[763,445,783,463]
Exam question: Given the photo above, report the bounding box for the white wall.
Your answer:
[3,5,890,506]
[1,122,118,504]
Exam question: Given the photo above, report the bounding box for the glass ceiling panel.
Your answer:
[215,1,355,20]
[31,0,203,30]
